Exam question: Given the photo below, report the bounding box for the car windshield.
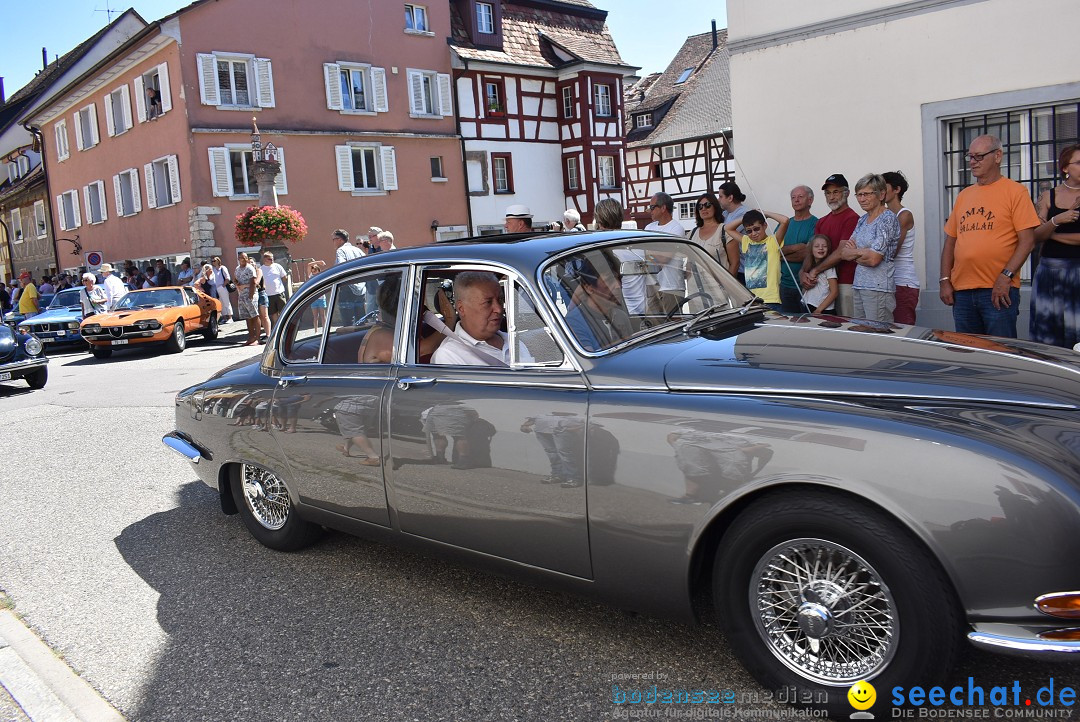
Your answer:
[540,239,753,352]
[114,289,182,310]
[49,289,83,309]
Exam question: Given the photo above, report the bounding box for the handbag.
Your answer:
[226,281,237,293]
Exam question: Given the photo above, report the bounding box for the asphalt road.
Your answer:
[0,324,1078,721]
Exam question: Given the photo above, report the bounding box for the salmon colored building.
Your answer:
[22,0,469,277]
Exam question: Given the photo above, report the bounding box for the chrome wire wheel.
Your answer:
[750,537,897,685]
[240,464,291,530]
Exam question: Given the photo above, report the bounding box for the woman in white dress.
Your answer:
[211,256,234,322]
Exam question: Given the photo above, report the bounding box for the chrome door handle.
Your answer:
[278,375,307,388]
[396,377,437,390]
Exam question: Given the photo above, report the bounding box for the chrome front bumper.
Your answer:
[162,431,204,464]
[969,624,1080,658]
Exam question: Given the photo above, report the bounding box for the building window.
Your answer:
[492,153,513,193]
[136,63,172,122]
[335,144,398,194]
[407,69,452,117]
[430,156,445,180]
[105,86,132,136]
[145,155,181,209]
[484,81,502,114]
[54,120,70,161]
[9,208,23,242]
[324,62,388,114]
[75,104,99,151]
[114,168,141,217]
[232,149,259,196]
[562,86,574,119]
[57,190,80,231]
[196,52,274,108]
[677,201,697,221]
[209,146,287,198]
[33,200,47,238]
[662,145,683,160]
[477,2,495,34]
[675,67,694,84]
[566,156,579,191]
[405,4,428,31]
[635,114,651,128]
[84,180,108,224]
[594,84,612,117]
[598,155,616,189]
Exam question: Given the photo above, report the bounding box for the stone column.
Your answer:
[252,160,281,209]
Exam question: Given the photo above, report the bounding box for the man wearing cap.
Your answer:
[17,273,39,318]
[801,174,860,316]
[504,205,533,233]
[99,264,128,310]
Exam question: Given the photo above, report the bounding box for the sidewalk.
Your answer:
[0,596,124,722]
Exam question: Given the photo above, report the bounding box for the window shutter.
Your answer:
[120,85,133,130]
[335,145,354,192]
[55,194,67,231]
[372,67,388,112]
[73,115,84,151]
[324,63,343,110]
[158,62,172,113]
[380,145,397,191]
[83,185,92,221]
[70,192,81,228]
[96,181,108,222]
[208,147,231,197]
[407,71,424,114]
[167,155,182,203]
[88,105,99,146]
[130,169,142,213]
[113,174,124,216]
[254,58,275,107]
[144,162,157,209]
[55,123,69,161]
[197,53,219,105]
[437,73,453,116]
[273,147,288,195]
[134,76,146,122]
[104,96,116,137]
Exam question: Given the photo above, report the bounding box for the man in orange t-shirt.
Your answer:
[940,134,1040,337]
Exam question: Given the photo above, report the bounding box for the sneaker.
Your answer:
[560,479,583,489]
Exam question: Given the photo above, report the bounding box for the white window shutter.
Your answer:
[408,71,424,114]
[254,58,275,107]
[120,85,133,130]
[56,194,67,231]
[167,155,182,203]
[134,76,146,122]
[73,115,84,151]
[437,73,453,116]
[104,97,116,137]
[71,192,81,228]
[83,185,92,221]
[197,53,220,105]
[96,181,108,222]
[144,162,157,209]
[380,145,397,191]
[55,123,68,161]
[88,105,99,146]
[208,147,231,197]
[372,67,388,113]
[158,62,172,113]
[113,175,124,216]
[335,145,354,192]
[273,147,288,195]
[130,169,142,213]
[324,63,343,110]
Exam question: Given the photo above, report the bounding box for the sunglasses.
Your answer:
[697,202,713,210]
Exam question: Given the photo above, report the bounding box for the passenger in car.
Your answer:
[430,272,533,366]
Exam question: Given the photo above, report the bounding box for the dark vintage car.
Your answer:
[166,231,1080,716]
[81,286,221,359]
[17,287,87,348]
[0,323,48,389]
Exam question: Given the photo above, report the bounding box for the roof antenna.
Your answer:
[94,2,118,23]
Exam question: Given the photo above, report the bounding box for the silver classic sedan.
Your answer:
[166,231,1080,716]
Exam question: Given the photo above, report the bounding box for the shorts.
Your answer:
[267,293,286,316]
[258,289,269,307]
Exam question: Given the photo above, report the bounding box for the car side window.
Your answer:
[280,287,332,363]
[325,269,403,365]
[510,284,564,366]
[184,288,198,305]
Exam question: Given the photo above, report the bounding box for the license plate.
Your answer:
[56,330,66,336]
[42,337,55,343]
[0,372,10,381]
[111,339,129,345]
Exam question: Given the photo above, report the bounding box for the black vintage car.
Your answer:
[0,323,48,389]
[166,231,1080,716]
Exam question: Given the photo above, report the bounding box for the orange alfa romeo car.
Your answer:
[81,286,221,358]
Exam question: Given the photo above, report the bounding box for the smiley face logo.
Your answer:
[848,680,876,711]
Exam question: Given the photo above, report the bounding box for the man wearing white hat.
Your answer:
[504,205,533,233]
[99,263,127,310]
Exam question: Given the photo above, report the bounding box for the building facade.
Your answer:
[624,25,735,231]
[726,0,1080,334]
[449,0,635,232]
[23,0,469,278]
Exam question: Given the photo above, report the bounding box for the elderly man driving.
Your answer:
[431,271,533,366]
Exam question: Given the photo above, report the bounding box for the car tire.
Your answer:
[714,490,960,717]
[231,463,323,551]
[25,367,47,389]
[91,346,112,359]
[203,312,219,340]
[165,322,186,353]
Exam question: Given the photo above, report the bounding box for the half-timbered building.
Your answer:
[449,0,636,233]
[624,25,734,231]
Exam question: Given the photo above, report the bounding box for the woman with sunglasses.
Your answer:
[690,192,734,271]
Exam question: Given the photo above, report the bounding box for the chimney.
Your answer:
[0,78,5,106]
[712,20,718,50]
[42,47,48,70]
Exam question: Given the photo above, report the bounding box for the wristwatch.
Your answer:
[1000,268,1015,279]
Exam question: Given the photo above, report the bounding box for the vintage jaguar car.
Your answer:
[17,287,87,348]
[0,322,47,389]
[166,231,1080,715]
[82,286,221,358]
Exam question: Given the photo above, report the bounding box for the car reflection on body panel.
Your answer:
[167,231,1080,718]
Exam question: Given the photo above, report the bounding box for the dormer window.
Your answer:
[477,2,494,34]
[463,0,501,48]
[405,4,429,32]
[635,113,652,128]
[675,67,694,84]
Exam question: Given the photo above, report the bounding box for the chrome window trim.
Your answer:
[652,385,1076,409]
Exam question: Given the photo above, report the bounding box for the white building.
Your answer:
[726,0,1079,333]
